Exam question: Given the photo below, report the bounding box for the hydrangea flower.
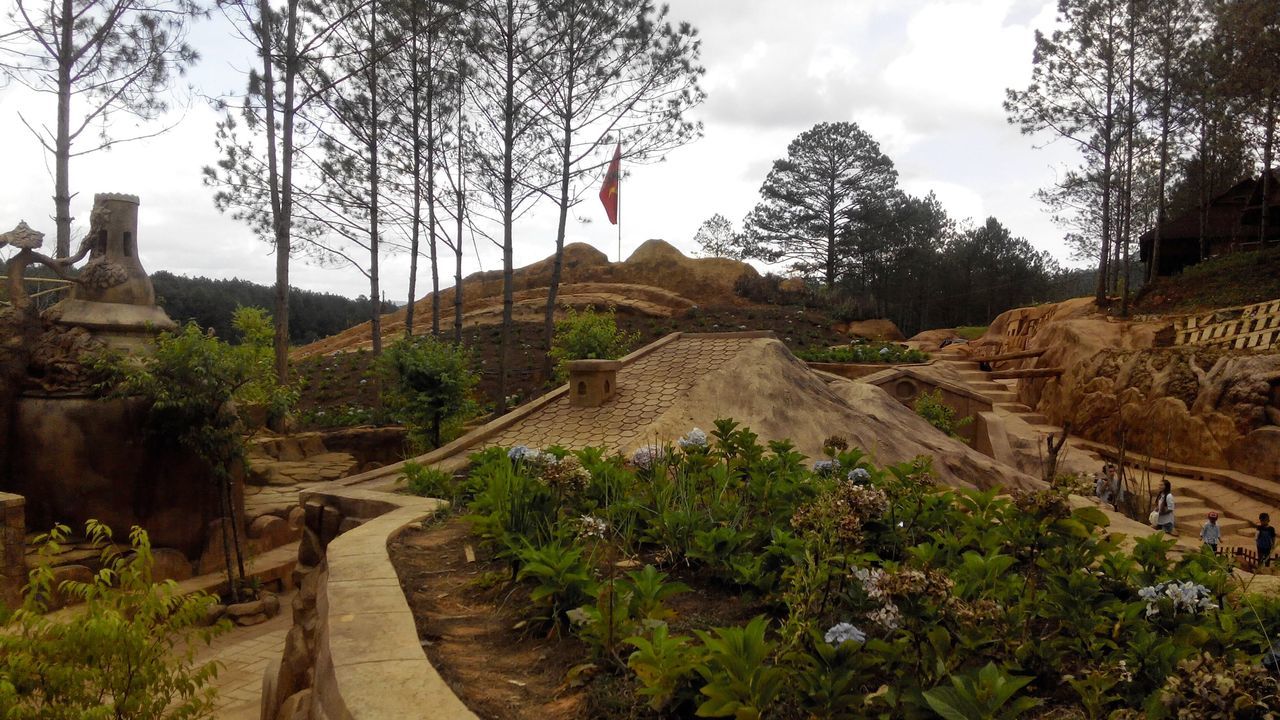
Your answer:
[578,514,610,540]
[813,458,841,476]
[508,445,533,462]
[1138,580,1217,618]
[852,567,886,601]
[631,444,665,470]
[846,467,872,484]
[823,622,866,646]
[868,602,903,632]
[678,428,708,450]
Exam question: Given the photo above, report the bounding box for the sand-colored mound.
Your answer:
[295,240,758,359]
[834,318,905,342]
[633,338,1041,492]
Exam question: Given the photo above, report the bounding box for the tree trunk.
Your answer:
[53,0,74,258]
[497,0,516,414]
[1150,70,1173,282]
[428,29,441,338]
[454,62,465,345]
[276,0,301,385]
[1261,95,1275,246]
[368,0,383,356]
[543,63,575,384]
[406,11,422,338]
[257,0,287,385]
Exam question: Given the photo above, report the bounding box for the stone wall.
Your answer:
[263,486,470,720]
[0,492,25,609]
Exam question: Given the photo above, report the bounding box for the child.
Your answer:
[1155,480,1175,534]
[1257,513,1276,567]
[1200,512,1221,553]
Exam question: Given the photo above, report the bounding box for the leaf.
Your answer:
[921,685,981,720]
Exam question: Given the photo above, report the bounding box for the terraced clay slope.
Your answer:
[294,240,759,359]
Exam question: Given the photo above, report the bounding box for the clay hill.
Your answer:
[295,240,759,359]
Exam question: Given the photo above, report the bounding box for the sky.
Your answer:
[0,0,1081,304]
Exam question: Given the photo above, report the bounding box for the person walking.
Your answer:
[1200,512,1221,553]
[1256,513,1276,568]
[1108,465,1125,510]
[1155,480,1176,534]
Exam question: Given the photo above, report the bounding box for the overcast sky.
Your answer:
[0,0,1080,303]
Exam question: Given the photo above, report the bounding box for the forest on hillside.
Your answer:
[151,272,396,345]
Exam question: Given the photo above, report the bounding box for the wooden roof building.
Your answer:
[1140,170,1280,277]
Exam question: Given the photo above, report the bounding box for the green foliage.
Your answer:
[921,663,1041,720]
[693,616,784,719]
[955,326,988,341]
[795,342,928,364]
[151,270,396,345]
[230,307,298,423]
[0,522,229,719]
[398,461,455,500]
[377,334,479,450]
[548,306,640,380]
[455,420,1277,718]
[626,624,701,712]
[96,322,253,474]
[515,539,598,629]
[914,389,973,437]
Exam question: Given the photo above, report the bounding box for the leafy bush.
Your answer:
[94,321,269,599]
[795,342,928,364]
[0,522,228,718]
[548,306,640,380]
[229,306,298,425]
[398,461,455,500]
[914,389,973,437]
[377,335,479,450]
[452,419,1280,718]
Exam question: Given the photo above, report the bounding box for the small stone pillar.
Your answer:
[567,360,620,407]
[0,492,26,609]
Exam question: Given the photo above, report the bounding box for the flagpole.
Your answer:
[617,164,622,262]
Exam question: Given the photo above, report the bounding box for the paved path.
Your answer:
[192,592,293,720]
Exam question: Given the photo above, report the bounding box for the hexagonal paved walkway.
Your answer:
[483,334,759,451]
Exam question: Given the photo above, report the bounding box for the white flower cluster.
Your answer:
[867,603,903,632]
[678,427,708,450]
[851,565,904,632]
[813,458,841,476]
[852,567,886,602]
[1138,580,1217,618]
[578,514,610,540]
[823,622,866,646]
[631,444,665,470]
[508,445,549,463]
[846,467,872,484]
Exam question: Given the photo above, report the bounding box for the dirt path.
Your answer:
[389,518,591,720]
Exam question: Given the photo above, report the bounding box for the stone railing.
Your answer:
[1,492,24,609]
[1174,297,1280,351]
[262,484,476,720]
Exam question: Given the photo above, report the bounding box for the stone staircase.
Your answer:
[939,356,1270,546]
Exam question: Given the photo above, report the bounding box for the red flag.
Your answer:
[599,144,621,225]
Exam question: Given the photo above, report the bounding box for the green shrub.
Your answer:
[398,461,455,500]
[795,342,928,364]
[95,321,267,599]
[0,522,229,718]
[452,420,1276,718]
[229,306,298,425]
[914,389,973,437]
[955,325,988,341]
[548,306,640,380]
[377,335,479,450]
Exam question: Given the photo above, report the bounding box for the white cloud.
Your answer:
[0,0,1090,305]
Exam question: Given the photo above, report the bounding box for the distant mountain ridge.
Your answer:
[151,271,395,345]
